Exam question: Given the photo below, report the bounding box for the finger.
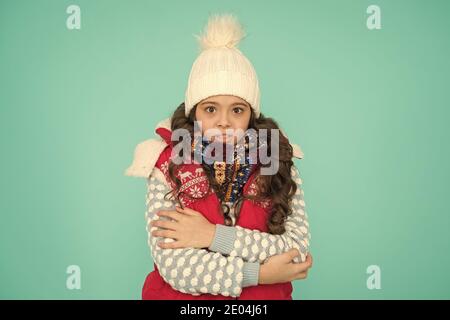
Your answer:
[306,254,313,268]
[151,229,178,239]
[158,240,181,249]
[151,219,178,231]
[157,210,183,222]
[293,272,308,280]
[304,254,313,267]
[285,248,300,261]
[295,257,313,273]
[175,206,199,216]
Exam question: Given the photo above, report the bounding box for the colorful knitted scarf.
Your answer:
[191,133,264,204]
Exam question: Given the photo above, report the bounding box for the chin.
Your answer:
[216,135,238,144]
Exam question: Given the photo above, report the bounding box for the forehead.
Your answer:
[199,95,250,107]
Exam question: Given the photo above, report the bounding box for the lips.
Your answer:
[219,134,234,141]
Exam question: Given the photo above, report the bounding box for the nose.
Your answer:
[217,111,231,130]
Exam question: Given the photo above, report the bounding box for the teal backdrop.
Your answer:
[1,0,449,299]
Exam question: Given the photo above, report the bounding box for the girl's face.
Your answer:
[195,95,252,144]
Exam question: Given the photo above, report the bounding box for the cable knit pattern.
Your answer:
[146,170,260,297]
[208,166,310,264]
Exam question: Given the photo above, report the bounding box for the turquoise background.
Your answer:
[1,0,449,299]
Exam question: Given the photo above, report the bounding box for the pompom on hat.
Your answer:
[184,14,261,118]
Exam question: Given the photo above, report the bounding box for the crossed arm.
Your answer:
[145,166,310,297]
[208,166,310,264]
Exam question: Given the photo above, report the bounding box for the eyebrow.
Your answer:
[199,100,250,108]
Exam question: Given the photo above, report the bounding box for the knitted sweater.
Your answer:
[146,166,310,297]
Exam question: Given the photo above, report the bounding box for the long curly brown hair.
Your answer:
[165,102,298,234]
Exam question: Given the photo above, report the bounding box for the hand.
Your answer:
[150,206,216,250]
[259,249,313,285]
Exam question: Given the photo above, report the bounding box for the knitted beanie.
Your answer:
[184,14,261,118]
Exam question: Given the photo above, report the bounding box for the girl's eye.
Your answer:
[233,107,244,114]
[205,106,216,113]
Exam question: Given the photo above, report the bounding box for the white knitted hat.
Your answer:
[184,14,261,118]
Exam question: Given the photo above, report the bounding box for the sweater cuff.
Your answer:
[208,224,237,255]
[242,262,260,287]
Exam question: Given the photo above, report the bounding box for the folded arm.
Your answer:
[208,166,311,264]
[146,170,260,297]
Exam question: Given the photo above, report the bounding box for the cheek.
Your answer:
[195,112,213,133]
[233,114,251,131]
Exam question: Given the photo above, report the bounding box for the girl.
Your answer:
[125,14,312,300]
